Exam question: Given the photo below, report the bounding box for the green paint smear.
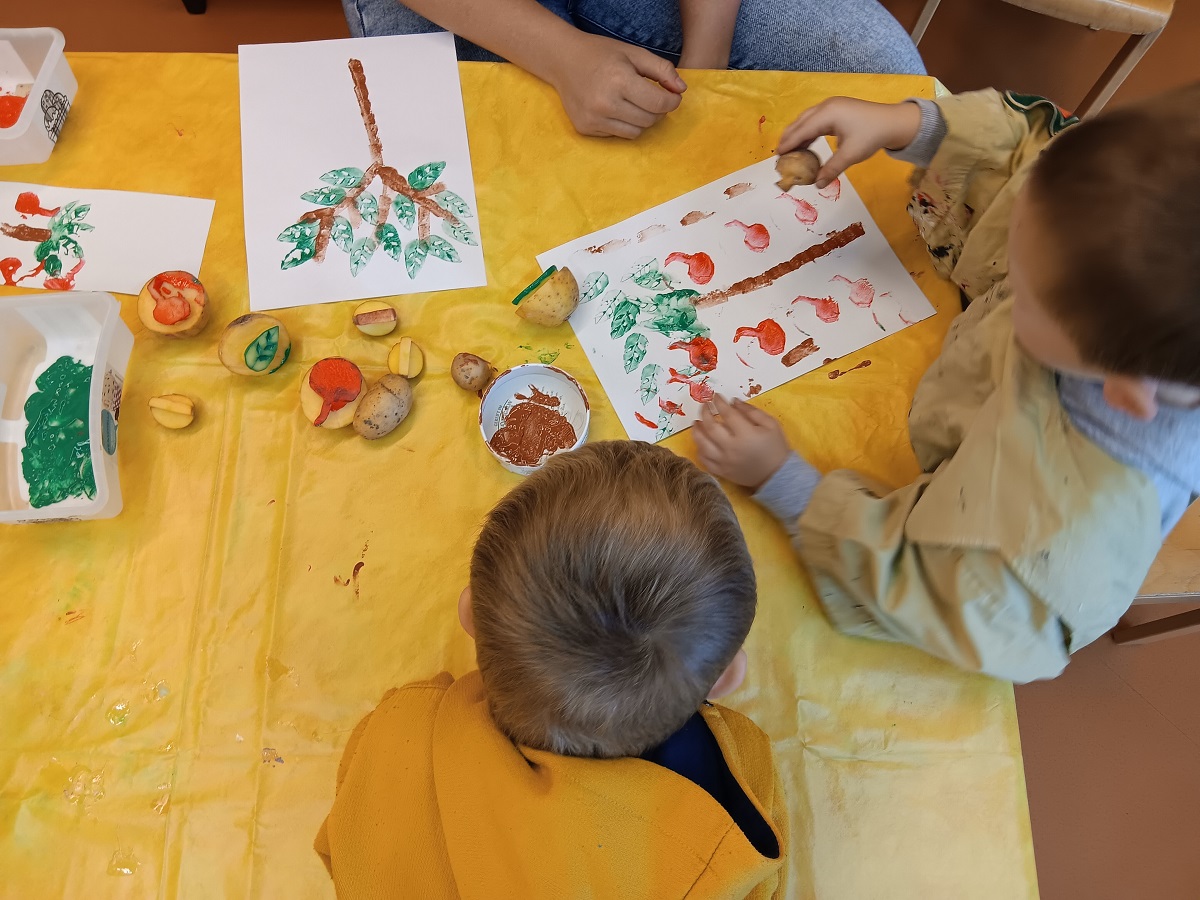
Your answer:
[22,356,95,509]
[537,349,560,365]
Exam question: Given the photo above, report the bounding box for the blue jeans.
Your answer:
[342,0,925,75]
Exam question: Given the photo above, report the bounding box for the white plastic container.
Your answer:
[479,364,590,476]
[0,292,132,523]
[0,28,77,166]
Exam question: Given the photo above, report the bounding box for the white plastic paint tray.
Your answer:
[0,292,132,523]
[0,27,77,165]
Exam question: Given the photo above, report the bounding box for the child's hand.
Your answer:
[777,97,923,188]
[693,395,790,490]
[547,32,687,139]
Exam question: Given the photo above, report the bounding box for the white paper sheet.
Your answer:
[536,141,936,441]
[0,182,214,294]
[239,34,486,312]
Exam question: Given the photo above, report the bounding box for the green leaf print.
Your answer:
[244,326,280,372]
[356,191,379,222]
[378,224,403,260]
[408,161,446,191]
[320,166,366,188]
[424,235,460,263]
[43,254,62,278]
[301,186,346,205]
[392,194,416,229]
[349,237,377,277]
[331,216,354,252]
[639,364,663,405]
[610,299,640,339]
[34,240,55,262]
[277,221,320,243]
[623,333,648,374]
[433,190,472,218]
[442,218,477,246]
[626,258,673,290]
[59,237,83,259]
[281,242,315,270]
[404,239,428,279]
[581,272,609,303]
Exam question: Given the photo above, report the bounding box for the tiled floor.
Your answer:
[10,2,1200,897]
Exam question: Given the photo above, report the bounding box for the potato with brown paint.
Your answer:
[776,149,821,191]
[451,353,494,392]
[353,375,413,439]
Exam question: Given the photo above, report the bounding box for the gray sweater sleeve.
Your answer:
[751,452,822,535]
[886,99,947,168]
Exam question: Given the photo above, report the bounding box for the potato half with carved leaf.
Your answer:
[218,314,292,376]
[513,267,579,327]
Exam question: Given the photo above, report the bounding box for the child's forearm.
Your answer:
[678,0,742,69]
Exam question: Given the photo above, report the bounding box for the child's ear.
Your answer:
[458,587,475,639]
[707,648,747,700]
[1102,375,1159,421]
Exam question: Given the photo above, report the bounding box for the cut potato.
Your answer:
[149,394,196,429]
[219,314,292,376]
[353,300,398,336]
[513,267,579,327]
[775,149,821,191]
[138,271,209,338]
[299,357,365,428]
[387,337,424,378]
[353,374,413,439]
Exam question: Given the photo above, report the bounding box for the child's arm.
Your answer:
[678,0,742,70]
[401,0,686,139]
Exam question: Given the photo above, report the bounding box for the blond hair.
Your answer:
[470,441,756,758]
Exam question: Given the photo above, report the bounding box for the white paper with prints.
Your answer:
[239,34,485,312]
[536,141,935,441]
[0,182,214,294]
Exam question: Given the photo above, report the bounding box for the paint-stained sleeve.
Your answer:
[792,469,1071,683]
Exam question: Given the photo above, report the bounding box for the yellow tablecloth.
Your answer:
[0,53,1037,898]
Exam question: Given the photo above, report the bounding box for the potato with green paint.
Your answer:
[451,352,494,392]
[353,374,413,439]
[219,314,292,376]
[513,267,579,327]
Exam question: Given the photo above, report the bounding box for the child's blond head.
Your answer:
[468,440,756,758]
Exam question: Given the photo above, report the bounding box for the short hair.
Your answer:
[469,440,756,758]
[1026,81,1200,386]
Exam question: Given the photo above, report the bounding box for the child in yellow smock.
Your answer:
[315,440,788,898]
[694,85,1200,683]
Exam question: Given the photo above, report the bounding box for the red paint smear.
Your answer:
[828,359,872,380]
[15,261,44,285]
[150,271,203,325]
[658,398,685,416]
[725,220,770,252]
[308,358,362,426]
[817,178,841,201]
[664,251,715,285]
[793,295,840,323]
[0,95,29,129]
[781,194,818,225]
[831,274,875,307]
[733,318,786,355]
[757,115,766,132]
[0,257,20,286]
[634,412,657,429]
[14,191,58,218]
[667,367,715,402]
[668,336,718,372]
[737,354,751,367]
[43,259,85,291]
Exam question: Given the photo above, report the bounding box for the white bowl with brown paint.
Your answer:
[479,364,590,476]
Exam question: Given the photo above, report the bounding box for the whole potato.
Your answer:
[775,149,821,191]
[451,352,494,392]
[353,374,413,439]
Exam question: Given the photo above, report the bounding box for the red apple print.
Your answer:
[149,271,204,325]
[818,178,841,201]
[664,251,715,285]
[668,336,718,372]
[14,191,59,218]
[725,220,770,252]
[780,194,818,225]
[667,367,715,403]
[42,259,85,291]
[0,257,20,286]
[308,357,363,427]
[831,274,875,308]
[634,412,657,429]
[658,397,686,416]
[733,318,786,355]
[793,295,840,323]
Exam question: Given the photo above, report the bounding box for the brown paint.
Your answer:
[828,359,872,380]
[0,222,51,243]
[352,307,396,326]
[348,58,384,166]
[782,338,820,367]
[746,381,762,397]
[351,560,365,600]
[488,386,577,468]
[724,183,753,198]
[584,238,631,254]
[680,210,713,226]
[417,206,430,242]
[695,222,866,309]
[637,224,668,243]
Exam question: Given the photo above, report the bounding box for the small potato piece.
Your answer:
[299,357,365,429]
[451,352,494,392]
[353,300,398,336]
[514,267,579,327]
[149,394,196,429]
[387,337,424,378]
[219,314,291,376]
[139,271,209,338]
[775,149,821,191]
[353,374,413,440]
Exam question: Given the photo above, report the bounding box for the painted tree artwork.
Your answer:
[536,141,937,441]
[1,193,91,290]
[240,34,486,311]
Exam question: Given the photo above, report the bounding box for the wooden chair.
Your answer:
[910,0,1174,116]
[1112,502,1200,645]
